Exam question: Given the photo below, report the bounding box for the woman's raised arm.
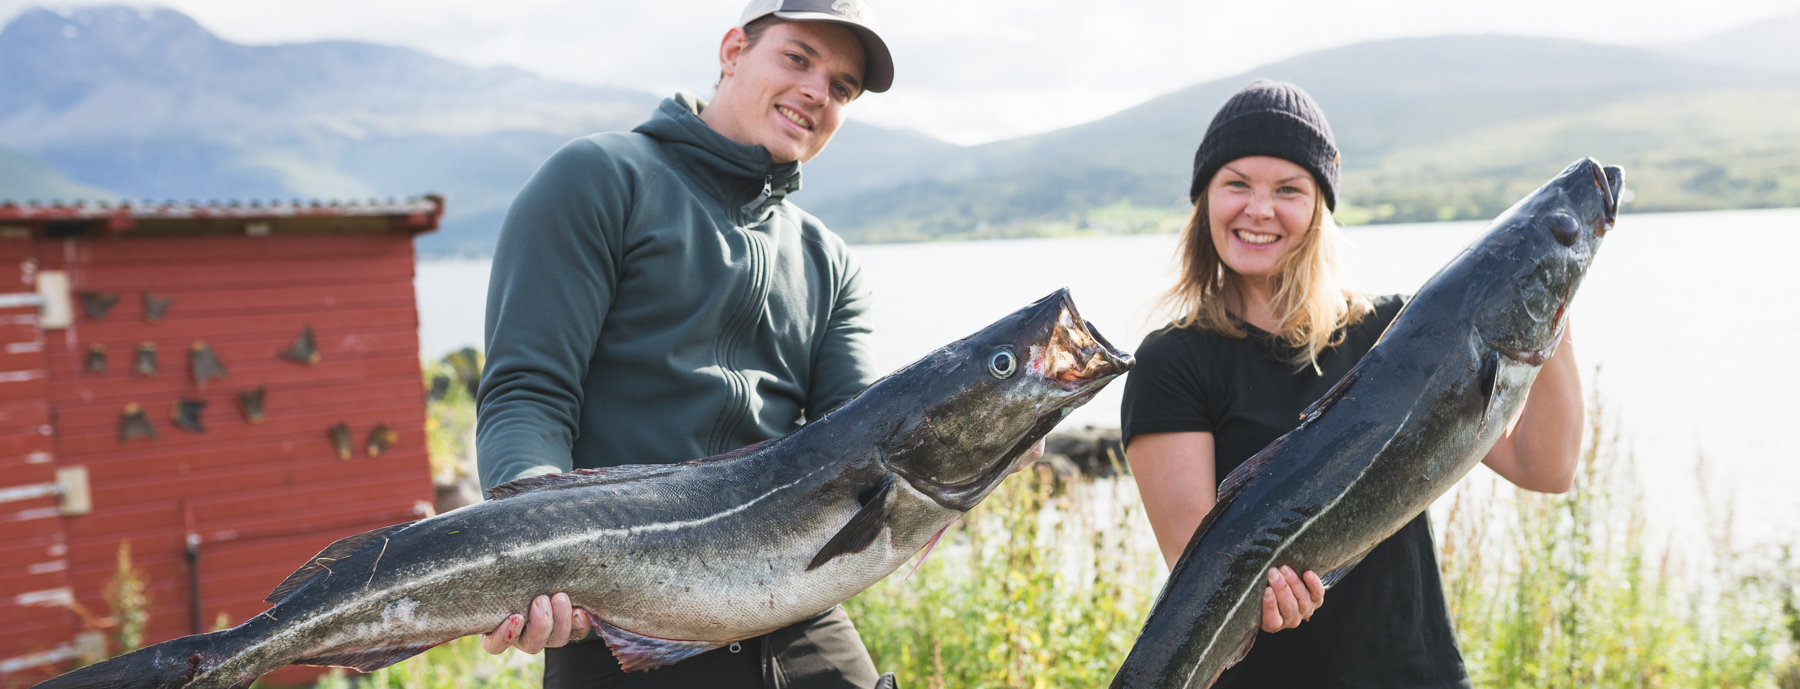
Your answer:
[1481,322,1585,494]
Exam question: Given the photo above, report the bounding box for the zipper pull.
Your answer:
[742,174,774,215]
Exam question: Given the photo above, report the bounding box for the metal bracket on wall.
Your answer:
[85,343,106,373]
[366,423,397,457]
[279,325,320,365]
[236,387,266,424]
[77,291,118,321]
[0,466,91,516]
[328,422,352,460]
[120,403,156,442]
[134,342,157,376]
[189,341,227,389]
[142,292,172,323]
[173,398,206,433]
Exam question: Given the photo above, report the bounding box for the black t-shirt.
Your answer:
[1120,295,1471,689]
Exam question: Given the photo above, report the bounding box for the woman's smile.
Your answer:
[1232,228,1282,246]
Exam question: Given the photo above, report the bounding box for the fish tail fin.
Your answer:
[33,628,259,689]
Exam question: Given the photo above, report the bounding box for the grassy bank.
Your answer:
[319,387,1798,687]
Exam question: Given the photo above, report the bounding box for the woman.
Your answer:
[1120,80,1583,688]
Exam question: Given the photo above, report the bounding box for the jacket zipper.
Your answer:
[741,173,774,217]
[712,172,778,454]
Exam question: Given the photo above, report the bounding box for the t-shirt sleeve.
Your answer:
[1120,328,1217,446]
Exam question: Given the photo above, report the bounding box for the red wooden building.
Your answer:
[0,197,442,686]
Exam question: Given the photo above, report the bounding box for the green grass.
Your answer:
[323,388,1798,687]
[842,470,1165,688]
[313,638,540,689]
[1439,387,1800,688]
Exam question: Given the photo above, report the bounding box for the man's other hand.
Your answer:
[480,592,592,654]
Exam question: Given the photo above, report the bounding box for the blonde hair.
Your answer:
[1160,187,1371,373]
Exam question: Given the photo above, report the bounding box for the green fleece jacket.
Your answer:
[476,94,879,491]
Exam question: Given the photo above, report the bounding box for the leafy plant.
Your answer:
[102,540,150,655]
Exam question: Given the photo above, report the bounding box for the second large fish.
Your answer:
[40,289,1133,689]
[1111,159,1622,688]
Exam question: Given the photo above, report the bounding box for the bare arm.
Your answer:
[1481,323,1584,494]
[1128,432,1323,632]
[1128,432,1218,569]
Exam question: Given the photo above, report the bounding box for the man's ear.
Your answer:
[718,27,750,80]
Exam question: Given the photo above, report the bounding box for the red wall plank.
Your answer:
[1,232,431,684]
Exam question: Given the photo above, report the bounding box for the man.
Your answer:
[472,1,894,686]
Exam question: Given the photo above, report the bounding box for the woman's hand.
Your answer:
[480,593,592,655]
[1260,566,1325,632]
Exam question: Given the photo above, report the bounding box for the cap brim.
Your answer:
[771,10,893,93]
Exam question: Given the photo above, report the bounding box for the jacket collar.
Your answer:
[634,93,803,212]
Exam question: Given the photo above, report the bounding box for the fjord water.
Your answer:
[417,207,1800,547]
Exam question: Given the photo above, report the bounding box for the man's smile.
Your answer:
[777,105,814,131]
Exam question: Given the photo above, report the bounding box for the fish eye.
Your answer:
[986,348,1017,379]
[1547,213,1579,247]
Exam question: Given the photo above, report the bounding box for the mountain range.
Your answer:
[3,6,1798,252]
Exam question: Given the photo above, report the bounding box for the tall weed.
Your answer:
[1440,385,1797,688]
[844,466,1165,688]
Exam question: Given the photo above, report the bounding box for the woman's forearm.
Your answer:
[1126,432,1219,569]
[1481,324,1584,493]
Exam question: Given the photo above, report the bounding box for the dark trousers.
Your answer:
[543,607,879,689]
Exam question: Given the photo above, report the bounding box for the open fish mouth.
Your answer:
[1030,299,1134,392]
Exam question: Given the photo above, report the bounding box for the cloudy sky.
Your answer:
[4,0,1798,144]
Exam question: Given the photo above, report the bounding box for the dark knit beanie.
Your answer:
[1188,79,1340,211]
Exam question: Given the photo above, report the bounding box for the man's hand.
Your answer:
[1259,566,1325,633]
[480,593,592,655]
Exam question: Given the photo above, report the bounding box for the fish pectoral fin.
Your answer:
[1225,631,1257,669]
[296,642,440,672]
[1475,350,1501,441]
[1315,550,1371,590]
[265,520,417,603]
[595,618,724,673]
[806,473,897,571]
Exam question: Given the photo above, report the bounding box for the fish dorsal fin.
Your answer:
[296,642,439,672]
[1298,357,1366,425]
[806,473,897,571]
[1213,433,1287,516]
[486,464,682,500]
[265,521,416,603]
[1186,430,1293,547]
[595,617,721,672]
[488,438,778,500]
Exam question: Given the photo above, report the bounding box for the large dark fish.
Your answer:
[1111,159,1622,688]
[40,289,1133,689]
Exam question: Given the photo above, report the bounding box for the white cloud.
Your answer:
[3,0,1797,144]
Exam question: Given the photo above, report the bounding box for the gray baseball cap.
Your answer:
[737,0,893,93]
